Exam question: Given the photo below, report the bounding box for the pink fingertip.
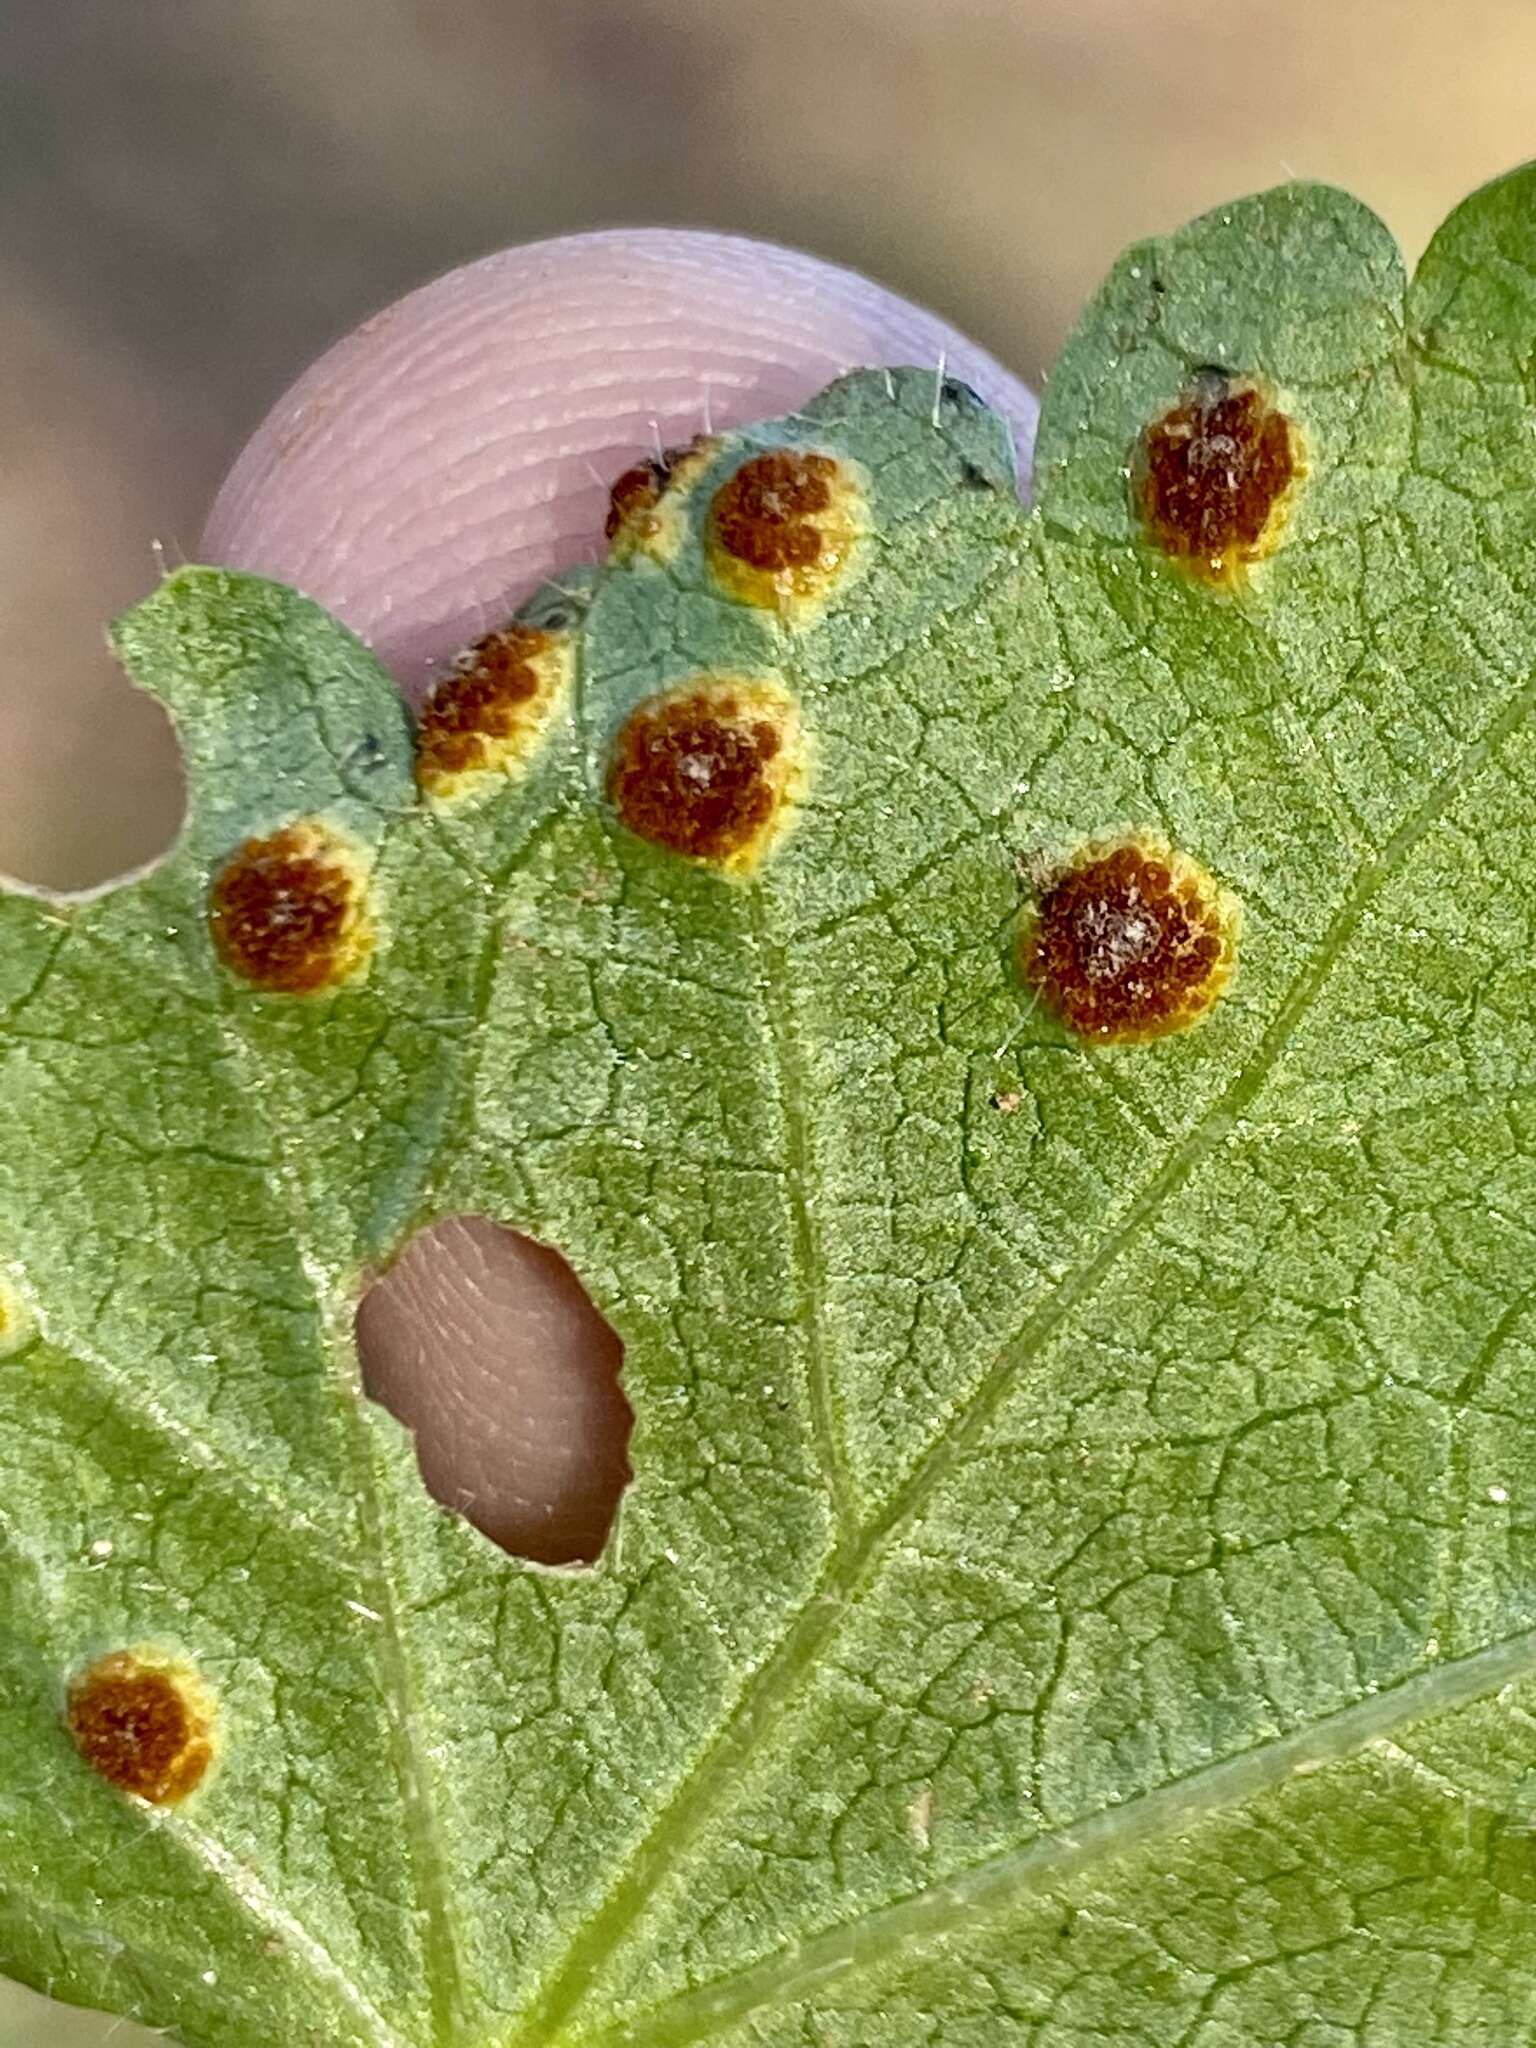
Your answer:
[203,228,1038,702]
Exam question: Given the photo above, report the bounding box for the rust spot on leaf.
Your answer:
[605,435,720,564]
[605,458,670,539]
[0,1270,34,1356]
[608,677,802,872]
[416,624,572,801]
[66,1649,218,1804]
[1019,833,1237,1043]
[1135,371,1304,585]
[707,447,867,617]
[208,819,374,994]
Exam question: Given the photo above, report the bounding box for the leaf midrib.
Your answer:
[525,535,1536,2048]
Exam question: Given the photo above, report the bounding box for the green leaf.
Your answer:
[9,166,1536,2047]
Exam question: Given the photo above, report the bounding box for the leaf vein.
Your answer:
[591,1621,1536,2048]
[526,583,1536,2046]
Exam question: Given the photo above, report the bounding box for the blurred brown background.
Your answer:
[5,0,1536,2036]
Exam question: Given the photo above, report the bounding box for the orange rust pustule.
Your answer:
[712,449,836,572]
[66,1653,215,1805]
[208,823,369,994]
[1136,375,1301,581]
[416,625,549,788]
[609,688,793,867]
[604,435,719,560]
[605,457,671,541]
[1022,839,1235,1043]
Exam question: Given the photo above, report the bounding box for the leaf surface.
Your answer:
[9,168,1536,2048]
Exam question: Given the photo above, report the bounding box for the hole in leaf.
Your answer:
[355,1215,632,1566]
[0,685,184,896]
[65,1648,219,1805]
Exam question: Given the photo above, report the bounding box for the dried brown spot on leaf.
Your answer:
[707,447,868,617]
[1135,371,1304,585]
[416,624,572,801]
[605,435,720,564]
[609,677,803,872]
[1020,833,1237,1043]
[66,1649,218,1805]
[208,820,374,994]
